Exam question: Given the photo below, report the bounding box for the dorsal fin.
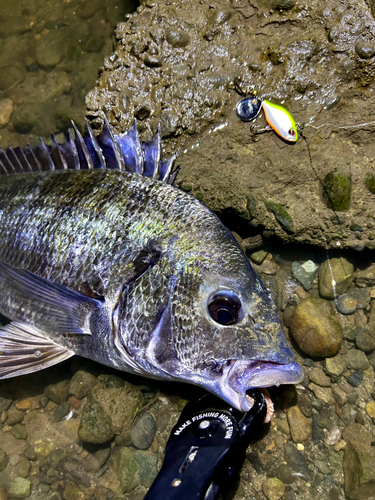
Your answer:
[0,119,179,184]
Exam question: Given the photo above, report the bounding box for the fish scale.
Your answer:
[0,119,303,411]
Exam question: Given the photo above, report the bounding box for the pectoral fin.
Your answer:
[0,261,103,335]
[0,321,75,378]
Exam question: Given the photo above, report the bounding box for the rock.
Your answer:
[265,201,294,233]
[86,377,143,439]
[287,406,311,443]
[17,457,30,478]
[355,41,375,58]
[165,28,190,48]
[258,0,296,11]
[12,102,40,134]
[343,423,375,500]
[275,463,294,484]
[111,446,140,494]
[54,401,70,421]
[0,98,13,128]
[308,367,331,387]
[12,424,27,440]
[356,329,375,353]
[347,371,364,387]
[0,397,12,413]
[83,447,111,473]
[322,166,351,211]
[134,450,158,488]
[336,294,358,315]
[291,260,318,291]
[6,406,24,425]
[262,477,285,500]
[36,30,66,70]
[283,443,309,473]
[69,370,97,399]
[78,402,115,443]
[356,264,375,287]
[7,477,31,498]
[366,401,375,418]
[0,66,25,91]
[45,380,70,404]
[318,258,354,300]
[365,172,375,194]
[309,383,335,404]
[347,288,371,309]
[0,450,9,471]
[344,350,370,370]
[290,298,342,357]
[324,426,342,446]
[131,413,156,450]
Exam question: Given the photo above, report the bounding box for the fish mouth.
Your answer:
[217,359,303,412]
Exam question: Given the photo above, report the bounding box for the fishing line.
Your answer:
[300,130,343,306]
[306,120,375,131]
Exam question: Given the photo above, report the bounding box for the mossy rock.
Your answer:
[265,200,295,233]
[322,167,351,211]
[365,171,375,194]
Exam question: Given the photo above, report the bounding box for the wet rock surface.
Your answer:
[82,0,375,250]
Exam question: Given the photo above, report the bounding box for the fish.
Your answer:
[0,118,303,412]
[261,100,299,142]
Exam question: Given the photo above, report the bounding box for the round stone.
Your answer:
[131,412,156,450]
[336,294,358,315]
[366,401,375,418]
[290,298,343,357]
[262,477,286,500]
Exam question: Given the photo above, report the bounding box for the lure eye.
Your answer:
[208,291,242,326]
[288,128,296,137]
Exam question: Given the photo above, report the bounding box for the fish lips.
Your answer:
[218,359,303,412]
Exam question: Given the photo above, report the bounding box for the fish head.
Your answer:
[143,231,303,412]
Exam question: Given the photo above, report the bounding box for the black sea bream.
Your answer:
[0,119,303,411]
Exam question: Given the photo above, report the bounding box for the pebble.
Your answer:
[165,28,190,48]
[347,370,364,387]
[0,397,12,413]
[249,248,268,265]
[15,399,33,411]
[334,439,347,452]
[7,477,31,498]
[355,41,375,58]
[356,264,375,287]
[0,98,13,128]
[131,412,156,450]
[44,379,70,404]
[366,401,375,418]
[287,406,311,443]
[290,298,342,357]
[6,407,24,426]
[324,426,342,446]
[324,354,346,380]
[309,383,335,404]
[276,463,294,484]
[262,478,285,500]
[83,447,111,473]
[318,257,354,300]
[0,451,9,472]
[283,443,309,473]
[336,294,358,315]
[291,260,318,291]
[134,450,158,488]
[344,350,370,370]
[12,424,27,440]
[54,401,70,421]
[17,457,31,478]
[356,328,375,353]
[308,367,331,387]
[0,66,25,91]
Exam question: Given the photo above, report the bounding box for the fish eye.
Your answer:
[207,290,242,326]
[288,128,295,137]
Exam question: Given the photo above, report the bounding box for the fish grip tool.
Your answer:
[144,389,267,500]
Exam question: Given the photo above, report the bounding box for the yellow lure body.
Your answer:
[261,100,298,142]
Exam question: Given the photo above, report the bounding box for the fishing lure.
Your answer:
[261,99,298,142]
